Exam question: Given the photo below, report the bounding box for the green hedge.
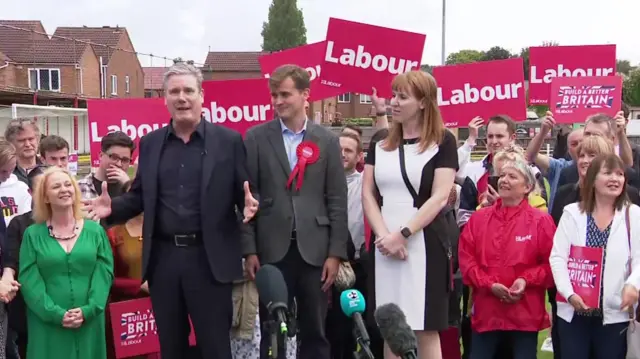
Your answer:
[331,118,374,127]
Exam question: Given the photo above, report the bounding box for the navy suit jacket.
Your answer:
[107,120,251,283]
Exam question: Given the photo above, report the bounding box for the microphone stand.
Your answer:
[265,302,289,359]
[351,327,375,359]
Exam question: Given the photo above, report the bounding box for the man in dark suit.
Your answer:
[84,63,259,359]
[242,64,348,359]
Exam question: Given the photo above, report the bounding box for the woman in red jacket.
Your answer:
[459,156,556,359]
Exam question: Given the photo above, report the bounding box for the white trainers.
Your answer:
[540,337,554,352]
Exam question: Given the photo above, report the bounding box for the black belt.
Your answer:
[160,233,203,247]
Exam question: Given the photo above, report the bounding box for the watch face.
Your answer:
[401,228,411,238]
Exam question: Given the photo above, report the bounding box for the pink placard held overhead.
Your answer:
[549,76,622,124]
[319,18,426,98]
[528,44,616,105]
[201,78,274,131]
[433,58,527,128]
[259,41,343,101]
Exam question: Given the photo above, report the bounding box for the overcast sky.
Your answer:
[3,0,638,68]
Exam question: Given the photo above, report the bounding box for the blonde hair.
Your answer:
[0,139,17,167]
[32,167,83,223]
[382,71,445,153]
[576,134,614,157]
[493,145,540,195]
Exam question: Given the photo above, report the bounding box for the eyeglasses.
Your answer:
[105,153,131,165]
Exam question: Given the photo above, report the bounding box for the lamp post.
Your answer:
[441,0,446,65]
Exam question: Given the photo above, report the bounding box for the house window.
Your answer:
[125,75,130,94]
[337,93,351,103]
[28,68,61,91]
[359,94,372,104]
[111,75,118,95]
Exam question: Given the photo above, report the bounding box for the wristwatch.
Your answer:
[400,227,412,239]
[375,111,387,117]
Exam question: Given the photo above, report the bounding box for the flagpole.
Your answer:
[441,0,446,65]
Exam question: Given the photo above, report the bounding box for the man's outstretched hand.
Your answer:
[83,182,113,221]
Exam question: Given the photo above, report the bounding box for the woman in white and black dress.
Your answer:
[362,70,458,359]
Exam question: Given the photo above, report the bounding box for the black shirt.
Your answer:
[92,175,125,198]
[155,121,205,237]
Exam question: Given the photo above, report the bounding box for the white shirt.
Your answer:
[346,170,364,259]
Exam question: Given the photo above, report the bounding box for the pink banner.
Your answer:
[319,18,426,98]
[433,58,527,127]
[109,298,196,358]
[549,76,622,124]
[259,41,343,101]
[88,78,273,166]
[528,44,616,105]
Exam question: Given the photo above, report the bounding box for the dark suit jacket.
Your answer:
[107,120,251,283]
[241,120,348,266]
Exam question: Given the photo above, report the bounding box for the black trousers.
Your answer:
[148,241,233,359]
[259,241,330,359]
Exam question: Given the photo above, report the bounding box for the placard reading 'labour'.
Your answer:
[433,58,527,127]
[259,41,343,101]
[88,98,169,167]
[319,18,426,98]
[550,75,622,124]
[88,79,272,167]
[528,44,617,105]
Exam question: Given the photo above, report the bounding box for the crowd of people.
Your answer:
[0,61,636,359]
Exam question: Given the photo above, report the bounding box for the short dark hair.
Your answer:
[101,131,135,155]
[579,154,629,213]
[39,135,69,158]
[268,64,310,92]
[487,115,516,135]
[622,101,630,120]
[339,132,363,153]
[342,124,363,137]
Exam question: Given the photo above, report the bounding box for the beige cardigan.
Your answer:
[231,277,259,340]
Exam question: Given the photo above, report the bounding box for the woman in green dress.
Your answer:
[18,166,114,359]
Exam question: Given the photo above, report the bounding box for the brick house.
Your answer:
[202,50,373,121]
[53,26,144,98]
[0,20,100,106]
[143,67,168,98]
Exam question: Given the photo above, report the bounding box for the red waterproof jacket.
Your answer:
[459,198,555,333]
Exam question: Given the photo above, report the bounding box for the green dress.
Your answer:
[18,220,114,359]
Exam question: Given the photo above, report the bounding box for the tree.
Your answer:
[420,64,433,74]
[482,46,513,61]
[617,60,634,75]
[623,68,640,106]
[519,47,530,79]
[261,0,307,51]
[445,49,485,65]
[541,41,560,47]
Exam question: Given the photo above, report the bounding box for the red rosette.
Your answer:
[286,141,320,191]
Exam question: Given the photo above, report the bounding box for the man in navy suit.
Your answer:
[84,63,259,359]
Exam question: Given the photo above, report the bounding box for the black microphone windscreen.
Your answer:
[374,303,418,356]
[255,264,289,308]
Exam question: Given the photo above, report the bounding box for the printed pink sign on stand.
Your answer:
[549,76,622,124]
[433,58,527,127]
[528,44,616,105]
[259,41,343,101]
[319,18,426,98]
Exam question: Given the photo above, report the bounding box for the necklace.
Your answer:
[48,220,80,241]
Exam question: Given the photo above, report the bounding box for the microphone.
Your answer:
[255,264,289,336]
[374,303,418,359]
[340,289,374,359]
